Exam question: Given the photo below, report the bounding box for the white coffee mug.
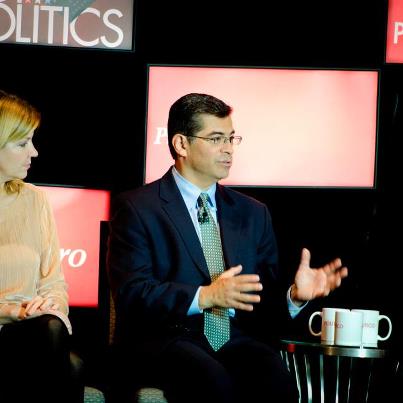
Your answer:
[352,309,392,347]
[334,310,364,346]
[308,308,350,345]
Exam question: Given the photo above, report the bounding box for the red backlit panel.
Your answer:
[386,0,403,63]
[145,66,379,188]
[40,186,110,307]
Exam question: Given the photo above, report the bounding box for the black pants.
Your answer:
[111,325,299,403]
[156,330,299,403]
[0,314,83,403]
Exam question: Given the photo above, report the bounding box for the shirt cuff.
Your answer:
[187,287,235,317]
[287,286,308,319]
[187,287,203,315]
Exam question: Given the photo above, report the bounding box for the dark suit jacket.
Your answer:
[107,168,292,357]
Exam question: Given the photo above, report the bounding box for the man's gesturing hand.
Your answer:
[199,265,263,311]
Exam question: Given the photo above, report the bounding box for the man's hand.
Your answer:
[199,265,263,311]
[292,248,348,304]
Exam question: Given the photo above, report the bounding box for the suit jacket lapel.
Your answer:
[216,185,242,268]
[159,169,210,280]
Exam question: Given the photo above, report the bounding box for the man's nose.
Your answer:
[221,140,234,153]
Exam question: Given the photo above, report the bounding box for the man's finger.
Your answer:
[237,282,263,292]
[300,248,311,268]
[221,265,242,278]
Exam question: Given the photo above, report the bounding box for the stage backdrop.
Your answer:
[145,66,379,188]
[387,0,403,63]
[40,185,110,307]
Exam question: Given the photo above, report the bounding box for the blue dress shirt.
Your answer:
[172,166,305,319]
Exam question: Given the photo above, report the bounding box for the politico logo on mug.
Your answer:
[334,310,364,347]
[308,307,349,345]
[352,309,392,347]
[309,307,393,347]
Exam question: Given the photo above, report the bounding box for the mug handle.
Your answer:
[308,311,322,336]
[378,315,392,341]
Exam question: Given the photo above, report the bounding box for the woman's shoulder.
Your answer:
[20,183,48,204]
[21,182,43,195]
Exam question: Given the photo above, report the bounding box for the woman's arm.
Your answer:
[37,192,69,314]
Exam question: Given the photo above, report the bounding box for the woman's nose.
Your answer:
[30,143,39,158]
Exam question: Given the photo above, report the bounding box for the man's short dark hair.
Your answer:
[167,93,233,159]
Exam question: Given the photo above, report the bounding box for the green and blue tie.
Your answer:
[198,193,230,351]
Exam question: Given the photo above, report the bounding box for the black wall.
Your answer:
[1,0,401,367]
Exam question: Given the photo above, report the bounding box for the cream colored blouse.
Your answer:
[0,183,68,325]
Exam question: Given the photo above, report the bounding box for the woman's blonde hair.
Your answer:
[0,90,41,194]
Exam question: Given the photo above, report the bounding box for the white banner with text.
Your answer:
[0,0,134,50]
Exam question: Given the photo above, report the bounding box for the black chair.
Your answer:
[99,221,168,403]
[70,351,106,403]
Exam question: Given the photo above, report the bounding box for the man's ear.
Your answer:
[172,133,188,158]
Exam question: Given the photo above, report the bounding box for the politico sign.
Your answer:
[145,66,378,188]
[386,0,403,63]
[0,0,134,50]
[40,186,110,307]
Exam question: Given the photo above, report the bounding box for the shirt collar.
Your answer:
[172,166,217,210]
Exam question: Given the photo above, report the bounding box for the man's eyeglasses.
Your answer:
[186,135,242,146]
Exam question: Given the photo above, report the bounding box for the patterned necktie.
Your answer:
[198,193,230,351]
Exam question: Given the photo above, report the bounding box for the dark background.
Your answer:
[1,0,401,387]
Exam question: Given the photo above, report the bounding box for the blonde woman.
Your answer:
[0,90,81,403]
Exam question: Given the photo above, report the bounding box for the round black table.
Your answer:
[280,339,398,403]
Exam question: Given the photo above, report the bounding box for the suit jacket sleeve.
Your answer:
[107,192,199,330]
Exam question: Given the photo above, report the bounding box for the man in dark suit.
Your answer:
[107,93,348,403]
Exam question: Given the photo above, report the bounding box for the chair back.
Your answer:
[100,220,168,403]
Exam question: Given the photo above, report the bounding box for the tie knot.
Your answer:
[197,193,210,224]
[198,193,210,208]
